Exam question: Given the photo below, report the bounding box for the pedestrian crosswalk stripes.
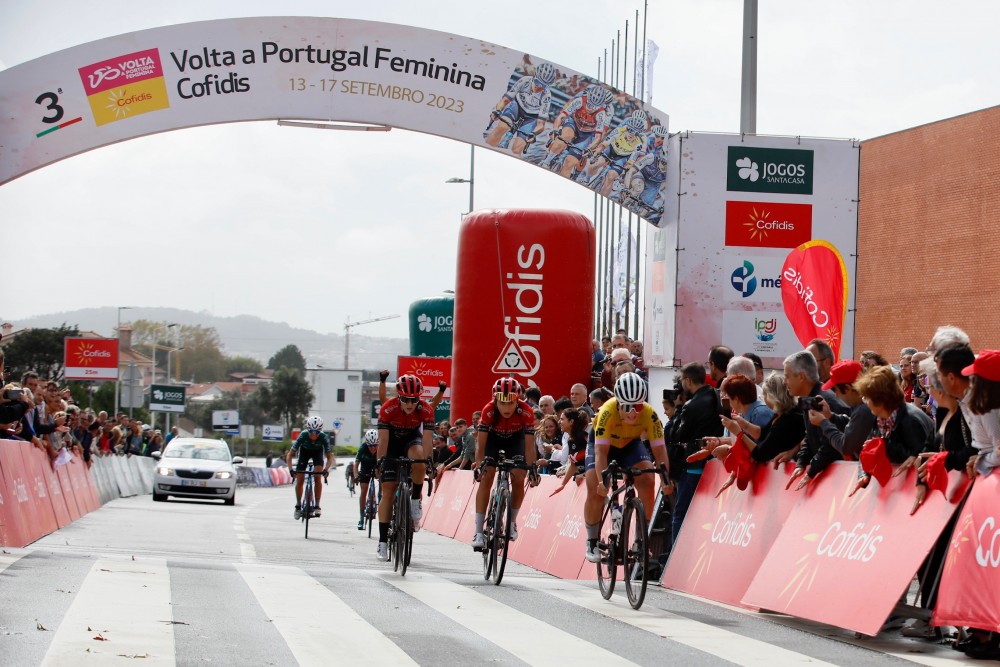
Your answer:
[377,570,637,666]
[236,562,416,667]
[40,558,175,666]
[1,549,962,667]
[513,576,841,667]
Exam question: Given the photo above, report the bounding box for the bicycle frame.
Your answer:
[480,451,532,585]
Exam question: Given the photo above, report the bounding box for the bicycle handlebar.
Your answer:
[600,462,667,484]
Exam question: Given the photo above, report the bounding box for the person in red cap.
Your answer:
[851,366,935,495]
[807,359,876,459]
[935,344,1000,478]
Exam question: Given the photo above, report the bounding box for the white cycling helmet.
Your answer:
[630,109,648,122]
[652,124,669,137]
[364,429,379,446]
[304,415,323,431]
[625,117,645,134]
[586,86,614,109]
[614,372,647,404]
[534,62,556,85]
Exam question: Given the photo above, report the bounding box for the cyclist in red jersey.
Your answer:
[471,377,539,550]
[374,374,435,561]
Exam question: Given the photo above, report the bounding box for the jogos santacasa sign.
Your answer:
[64,337,118,381]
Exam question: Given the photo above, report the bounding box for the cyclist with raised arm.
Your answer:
[374,374,434,561]
[285,416,332,519]
[355,429,380,530]
[583,373,671,562]
[471,377,539,550]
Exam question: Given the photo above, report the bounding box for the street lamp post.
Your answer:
[166,346,184,432]
[445,145,475,214]
[113,306,132,417]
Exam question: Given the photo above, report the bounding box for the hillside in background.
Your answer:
[4,307,409,371]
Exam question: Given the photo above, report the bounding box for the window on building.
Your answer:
[337,388,345,403]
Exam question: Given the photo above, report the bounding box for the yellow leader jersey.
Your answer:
[592,397,666,448]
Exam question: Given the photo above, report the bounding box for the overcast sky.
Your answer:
[1,0,997,339]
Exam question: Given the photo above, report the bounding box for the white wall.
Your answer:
[305,368,363,447]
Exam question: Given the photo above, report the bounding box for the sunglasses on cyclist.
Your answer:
[307,429,322,435]
[398,396,419,404]
[619,402,642,414]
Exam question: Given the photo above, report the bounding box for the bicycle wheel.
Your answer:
[397,491,412,576]
[622,497,650,610]
[303,477,313,540]
[366,484,377,539]
[493,487,513,585]
[482,495,495,580]
[596,502,617,599]
[391,490,404,573]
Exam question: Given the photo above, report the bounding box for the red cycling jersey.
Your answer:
[477,399,536,440]
[378,397,435,446]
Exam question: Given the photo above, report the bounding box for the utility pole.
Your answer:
[344,315,400,369]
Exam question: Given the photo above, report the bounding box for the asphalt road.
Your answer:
[0,463,979,666]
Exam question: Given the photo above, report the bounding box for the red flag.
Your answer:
[781,241,849,361]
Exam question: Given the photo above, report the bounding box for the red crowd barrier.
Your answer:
[934,471,1000,633]
[661,460,800,607]
[741,461,968,636]
[0,439,102,548]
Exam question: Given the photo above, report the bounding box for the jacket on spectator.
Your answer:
[672,385,724,472]
[819,402,876,459]
[872,401,936,463]
[795,383,852,478]
[750,407,806,464]
[934,405,978,472]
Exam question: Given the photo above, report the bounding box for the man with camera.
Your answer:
[1,352,33,428]
[784,350,852,489]
[668,361,724,545]
[807,359,874,458]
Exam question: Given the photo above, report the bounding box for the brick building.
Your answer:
[856,104,1000,357]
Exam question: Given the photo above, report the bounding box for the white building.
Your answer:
[305,368,363,447]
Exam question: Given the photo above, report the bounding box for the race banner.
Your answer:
[64,337,118,381]
[397,355,451,400]
[0,18,667,224]
[780,240,849,361]
[742,461,969,636]
[933,472,1000,633]
[660,460,799,607]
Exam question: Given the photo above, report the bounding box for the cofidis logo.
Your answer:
[78,48,170,126]
[725,201,812,249]
[727,146,814,195]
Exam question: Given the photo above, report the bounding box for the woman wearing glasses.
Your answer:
[582,372,671,563]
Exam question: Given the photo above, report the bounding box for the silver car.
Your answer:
[152,438,244,505]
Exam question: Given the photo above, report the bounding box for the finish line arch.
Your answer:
[0,16,668,225]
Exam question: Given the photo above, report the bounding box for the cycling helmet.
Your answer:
[630,109,648,123]
[534,62,556,85]
[651,124,668,137]
[585,86,614,109]
[364,429,379,446]
[614,372,647,404]
[304,415,324,431]
[492,377,523,402]
[625,117,646,134]
[396,374,423,398]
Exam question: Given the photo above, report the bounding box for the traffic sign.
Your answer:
[332,419,343,431]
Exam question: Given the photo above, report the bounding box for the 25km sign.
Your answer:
[64,337,118,381]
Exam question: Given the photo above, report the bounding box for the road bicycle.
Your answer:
[596,461,666,609]
[345,462,356,497]
[363,476,379,539]
[478,451,533,585]
[384,457,418,576]
[298,462,326,540]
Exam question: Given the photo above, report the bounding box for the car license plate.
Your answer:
[180,479,208,487]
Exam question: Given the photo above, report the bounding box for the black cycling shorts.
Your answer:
[294,449,325,473]
[380,437,423,483]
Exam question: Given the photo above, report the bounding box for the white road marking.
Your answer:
[377,569,638,666]
[237,562,415,667]
[41,557,175,665]
[514,576,842,666]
